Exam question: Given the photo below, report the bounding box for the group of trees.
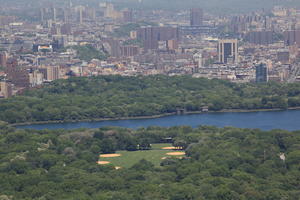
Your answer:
[113,21,157,37]
[1,75,300,123]
[1,122,300,199]
[71,45,108,61]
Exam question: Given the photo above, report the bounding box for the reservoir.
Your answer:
[17,109,300,131]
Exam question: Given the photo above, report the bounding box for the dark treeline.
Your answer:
[1,75,300,123]
[1,122,300,199]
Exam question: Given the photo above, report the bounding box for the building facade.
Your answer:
[218,39,239,64]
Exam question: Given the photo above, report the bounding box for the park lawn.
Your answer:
[99,143,181,168]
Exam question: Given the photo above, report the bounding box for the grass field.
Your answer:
[99,143,184,168]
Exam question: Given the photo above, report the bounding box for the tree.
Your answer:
[101,139,116,154]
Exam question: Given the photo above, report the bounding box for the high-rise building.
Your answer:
[190,8,203,26]
[63,9,69,23]
[218,39,239,64]
[29,70,44,87]
[106,39,121,57]
[0,51,8,67]
[137,26,180,50]
[166,39,179,51]
[78,6,84,24]
[105,3,117,18]
[256,63,268,83]
[120,45,139,57]
[123,9,133,22]
[5,58,30,88]
[284,30,300,46]
[40,8,44,22]
[245,31,274,45]
[61,23,72,35]
[0,81,13,98]
[53,7,57,22]
[277,49,290,64]
[193,52,203,68]
[46,66,60,81]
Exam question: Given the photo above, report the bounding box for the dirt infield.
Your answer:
[166,152,186,156]
[100,154,121,158]
[115,166,122,170]
[161,147,183,150]
[161,157,167,160]
[162,147,176,150]
[97,161,111,165]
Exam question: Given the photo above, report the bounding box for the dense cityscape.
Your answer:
[0,1,300,98]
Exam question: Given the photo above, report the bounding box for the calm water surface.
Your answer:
[17,109,300,131]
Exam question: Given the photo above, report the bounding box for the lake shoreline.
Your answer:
[13,106,300,127]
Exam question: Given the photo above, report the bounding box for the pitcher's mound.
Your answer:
[97,161,110,165]
[100,154,121,158]
[166,152,185,156]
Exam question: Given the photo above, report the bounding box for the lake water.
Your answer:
[16,109,300,131]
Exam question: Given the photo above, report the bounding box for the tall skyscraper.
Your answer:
[256,63,268,83]
[218,39,239,64]
[53,7,57,22]
[63,9,69,23]
[190,8,203,26]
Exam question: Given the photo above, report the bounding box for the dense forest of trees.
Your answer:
[1,122,300,199]
[1,75,300,124]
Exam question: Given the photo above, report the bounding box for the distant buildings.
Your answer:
[29,70,44,87]
[0,81,13,98]
[218,39,239,64]
[0,51,8,67]
[137,26,180,50]
[277,49,290,64]
[120,45,139,57]
[5,58,30,88]
[122,9,133,23]
[284,30,300,46]
[256,63,268,83]
[46,66,60,81]
[190,8,203,26]
[78,6,83,24]
[245,31,274,45]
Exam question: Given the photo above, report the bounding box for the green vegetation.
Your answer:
[113,21,157,37]
[1,123,300,199]
[123,39,143,47]
[1,75,300,124]
[100,143,177,167]
[71,45,108,61]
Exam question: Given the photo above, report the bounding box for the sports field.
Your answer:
[98,143,185,168]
